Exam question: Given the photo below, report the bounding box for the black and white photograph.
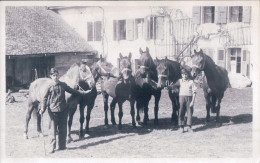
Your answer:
[1,1,260,162]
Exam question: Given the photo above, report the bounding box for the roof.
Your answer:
[6,6,93,56]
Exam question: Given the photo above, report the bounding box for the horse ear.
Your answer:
[119,53,123,59]
[128,52,132,60]
[199,49,203,54]
[139,48,143,54]
[146,47,149,53]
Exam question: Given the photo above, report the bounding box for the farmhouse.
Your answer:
[50,6,252,80]
[6,6,96,89]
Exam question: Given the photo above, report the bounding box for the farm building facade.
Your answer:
[5,6,96,89]
[50,6,252,79]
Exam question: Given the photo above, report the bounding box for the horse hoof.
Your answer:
[154,120,159,125]
[85,130,90,134]
[67,137,73,144]
[132,123,136,128]
[105,120,108,125]
[112,121,117,125]
[38,133,44,138]
[136,116,140,122]
[118,125,122,130]
[23,133,28,140]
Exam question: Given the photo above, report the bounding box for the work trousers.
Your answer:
[48,108,68,152]
[178,96,193,126]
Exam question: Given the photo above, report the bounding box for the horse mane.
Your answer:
[204,53,216,66]
[166,59,181,83]
[60,63,80,88]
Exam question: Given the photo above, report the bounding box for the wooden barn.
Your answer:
[6,6,96,89]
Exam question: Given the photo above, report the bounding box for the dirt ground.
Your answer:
[5,87,252,158]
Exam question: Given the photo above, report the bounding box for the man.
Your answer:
[39,67,91,153]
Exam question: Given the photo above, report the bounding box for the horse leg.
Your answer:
[130,100,136,127]
[143,100,149,125]
[216,94,224,123]
[110,98,117,125]
[103,93,109,125]
[36,107,43,137]
[136,100,142,122]
[118,101,123,130]
[85,104,94,134]
[67,105,77,143]
[24,98,35,139]
[211,95,217,113]
[154,90,161,125]
[79,104,86,139]
[204,93,211,123]
[170,92,179,126]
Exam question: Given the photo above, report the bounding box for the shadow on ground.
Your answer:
[70,113,252,142]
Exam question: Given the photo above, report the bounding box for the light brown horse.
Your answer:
[190,49,230,123]
[24,63,95,140]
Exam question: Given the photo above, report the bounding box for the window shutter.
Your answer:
[217,49,225,68]
[113,20,118,41]
[87,22,93,41]
[144,16,150,40]
[94,21,102,41]
[192,7,201,24]
[156,16,164,40]
[243,6,251,23]
[126,19,134,41]
[215,6,227,24]
[119,20,126,40]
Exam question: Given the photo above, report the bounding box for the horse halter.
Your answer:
[96,61,117,78]
[79,66,93,81]
[192,53,206,71]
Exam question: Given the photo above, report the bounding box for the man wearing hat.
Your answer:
[174,65,197,133]
[39,67,91,153]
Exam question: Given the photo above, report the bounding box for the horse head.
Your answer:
[119,52,132,80]
[139,47,154,77]
[191,49,206,79]
[91,58,120,81]
[78,63,96,90]
[61,63,95,91]
[156,57,169,89]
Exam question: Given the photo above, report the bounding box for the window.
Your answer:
[229,6,243,23]
[135,18,144,39]
[87,22,93,41]
[149,16,164,40]
[87,21,102,41]
[243,50,247,61]
[218,50,224,60]
[203,6,215,23]
[113,20,126,40]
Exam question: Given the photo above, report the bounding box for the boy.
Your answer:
[175,65,197,133]
[39,67,91,153]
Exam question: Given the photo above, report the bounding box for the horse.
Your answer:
[92,53,136,130]
[135,47,161,125]
[155,57,182,125]
[23,63,96,140]
[190,49,230,123]
[67,64,98,142]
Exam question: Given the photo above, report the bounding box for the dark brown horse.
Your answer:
[135,47,161,125]
[190,49,230,123]
[24,63,96,141]
[92,54,136,129]
[156,57,182,125]
[67,64,98,142]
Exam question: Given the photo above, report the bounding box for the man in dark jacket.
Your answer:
[39,67,90,153]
